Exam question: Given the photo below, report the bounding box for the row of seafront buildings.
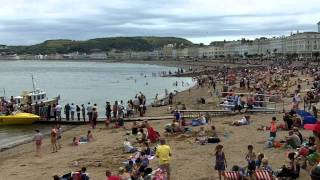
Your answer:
[1,22,320,61]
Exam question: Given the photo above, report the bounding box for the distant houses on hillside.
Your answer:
[1,22,320,61]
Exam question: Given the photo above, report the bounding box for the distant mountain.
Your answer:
[5,37,193,54]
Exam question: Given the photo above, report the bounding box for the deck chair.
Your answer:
[255,170,273,180]
[223,171,241,180]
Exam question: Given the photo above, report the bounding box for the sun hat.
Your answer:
[304,121,320,133]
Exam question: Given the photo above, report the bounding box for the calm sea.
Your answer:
[0,60,194,149]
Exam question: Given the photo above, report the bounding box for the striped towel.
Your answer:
[255,170,272,180]
[223,171,240,180]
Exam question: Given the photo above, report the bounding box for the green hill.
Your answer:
[7,37,193,54]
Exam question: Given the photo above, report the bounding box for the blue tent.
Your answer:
[295,110,317,124]
[303,116,317,124]
[295,110,313,117]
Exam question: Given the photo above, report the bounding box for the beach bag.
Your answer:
[208,137,220,143]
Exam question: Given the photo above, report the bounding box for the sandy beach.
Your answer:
[0,61,315,180]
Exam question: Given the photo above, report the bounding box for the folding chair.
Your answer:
[255,170,273,180]
[223,171,241,180]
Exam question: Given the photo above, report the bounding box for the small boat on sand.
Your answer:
[0,113,40,125]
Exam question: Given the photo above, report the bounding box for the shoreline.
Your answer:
[0,61,314,179]
[0,125,77,152]
[0,60,199,152]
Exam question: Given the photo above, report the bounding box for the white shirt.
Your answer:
[123,141,134,153]
[133,99,139,106]
[70,105,75,112]
[55,105,62,112]
[87,105,92,112]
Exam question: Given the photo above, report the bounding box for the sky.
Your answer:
[0,0,320,45]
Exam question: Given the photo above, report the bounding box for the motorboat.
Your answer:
[0,112,40,125]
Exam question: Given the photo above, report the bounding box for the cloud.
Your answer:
[0,0,319,45]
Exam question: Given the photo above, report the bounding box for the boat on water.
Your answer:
[12,75,60,107]
[0,75,60,122]
[0,113,40,125]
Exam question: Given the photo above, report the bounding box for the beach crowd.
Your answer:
[4,61,320,179]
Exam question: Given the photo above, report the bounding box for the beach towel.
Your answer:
[255,170,273,180]
[223,171,240,180]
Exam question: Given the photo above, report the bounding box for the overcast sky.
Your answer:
[1,0,320,45]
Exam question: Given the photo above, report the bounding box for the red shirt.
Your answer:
[107,176,121,180]
[270,121,277,132]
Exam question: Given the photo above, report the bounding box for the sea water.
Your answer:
[0,60,195,149]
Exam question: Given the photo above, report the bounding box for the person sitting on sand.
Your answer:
[132,158,146,180]
[87,130,94,142]
[144,121,160,143]
[105,169,120,180]
[259,158,273,174]
[123,138,137,153]
[232,115,250,126]
[137,128,147,143]
[293,127,303,143]
[142,142,152,156]
[306,136,317,154]
[285,130,301,148]
[118,167,131,180]
[196,126,207,145]
[255,153,265,169]
[207,125,220,143]
[277,152,300,179]
[131,121,139,135]
[72,137,80,146]
[125,160,134,174]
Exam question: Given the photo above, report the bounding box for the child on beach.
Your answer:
[215,144,227,180]
[51,127,58,153]
[270,117,277,138]
[34,130,43,157]
[245,145,256,177]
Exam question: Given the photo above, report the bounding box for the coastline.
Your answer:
[0,60,199,152]
[2,60,311,180]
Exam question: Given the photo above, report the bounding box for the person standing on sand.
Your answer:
[156,138,172,180]
[105,102,112,125]
[92,107,98,129]
[70,103,75,121]
[215,144,227,180]
[81,104,86,122]
[34,130,43,157]
[270,117,277,138]
[113,101,118,119]
[51,126,58,153]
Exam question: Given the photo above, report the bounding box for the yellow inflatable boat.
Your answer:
[0,113,40,125]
